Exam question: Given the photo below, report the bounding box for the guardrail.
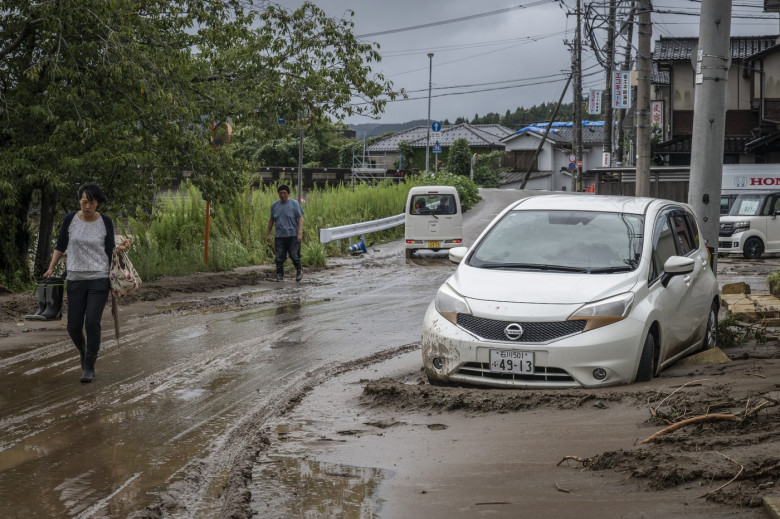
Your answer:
[319,214,404,244]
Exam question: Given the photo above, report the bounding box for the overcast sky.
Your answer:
[275,1,780,126]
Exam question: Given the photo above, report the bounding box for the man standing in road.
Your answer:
[266,185,304,282]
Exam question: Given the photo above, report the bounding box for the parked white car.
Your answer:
[718,190,780,259]
[422,194,720,388]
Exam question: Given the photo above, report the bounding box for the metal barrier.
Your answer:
[319,214,404,244]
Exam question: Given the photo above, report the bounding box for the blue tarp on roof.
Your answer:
[515,121,605,135]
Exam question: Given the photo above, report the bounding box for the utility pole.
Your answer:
[689,1,732,272]
[573,0,583,192]
[425,53,434,172]
[616,4,636,168]
[603,0,616,167]
[634,0,652,197]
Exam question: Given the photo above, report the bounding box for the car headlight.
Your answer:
[568,292,634,332]
[434,283,472,325]
[732,221,750,233]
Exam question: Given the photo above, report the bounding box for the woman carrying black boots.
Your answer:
[43,183,131,383]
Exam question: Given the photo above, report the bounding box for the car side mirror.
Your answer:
[448,246,468,264]
[660,256,695,287]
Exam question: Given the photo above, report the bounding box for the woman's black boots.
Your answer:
[80,352,97,383]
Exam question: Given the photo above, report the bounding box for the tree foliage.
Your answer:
[0,0,398,289]
[446,138,471,176]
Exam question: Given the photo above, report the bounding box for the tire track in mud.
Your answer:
[129,343,422,519]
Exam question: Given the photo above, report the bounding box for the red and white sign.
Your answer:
[588,90,602,115]
[613,71,630,109]
[651,100,664,126]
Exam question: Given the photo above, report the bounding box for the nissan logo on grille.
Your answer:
[504,323,524,341]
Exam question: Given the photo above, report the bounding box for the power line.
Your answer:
[355,0,558,38]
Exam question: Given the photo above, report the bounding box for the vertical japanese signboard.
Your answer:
[612,71,631,109]
[651,100,664,126]
[588,90,602,115]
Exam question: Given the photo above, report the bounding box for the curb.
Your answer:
[765,496,780,519]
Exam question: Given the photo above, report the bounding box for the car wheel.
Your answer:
[635,332,655,382]
[703,302,718,351]
[743,237,764,259]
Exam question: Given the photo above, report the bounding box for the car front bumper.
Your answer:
[421,301,647,389]
[718,232,744,254]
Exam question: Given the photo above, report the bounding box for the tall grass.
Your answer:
[125,174,478,281]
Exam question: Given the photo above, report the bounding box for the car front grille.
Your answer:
[458,362,574,383]
[718,223,734,236]
[457,314,586,343]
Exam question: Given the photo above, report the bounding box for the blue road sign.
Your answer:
[431,121,442,132]
[277,116,286,125]
[432,141,442,154]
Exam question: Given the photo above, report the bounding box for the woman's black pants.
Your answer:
[66,278,110,365]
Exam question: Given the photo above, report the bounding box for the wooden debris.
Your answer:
[637,414,740,444]
[699,452,743,499]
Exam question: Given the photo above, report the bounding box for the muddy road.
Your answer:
[0,189,529,517]
[1,189,778,518]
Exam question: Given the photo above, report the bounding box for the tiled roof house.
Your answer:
[652,35,780,164]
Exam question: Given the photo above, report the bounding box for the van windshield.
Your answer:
[728,194,766,216]
[410,194,457,215]
[468,210,644,272]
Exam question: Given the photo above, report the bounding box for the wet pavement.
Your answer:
[0,189,776,517]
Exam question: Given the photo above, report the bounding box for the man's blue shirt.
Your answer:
[270,199,304,238]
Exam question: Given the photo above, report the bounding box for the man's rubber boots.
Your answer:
[24,281,48,320]
[80,353,97,383]
[40,282,64,321]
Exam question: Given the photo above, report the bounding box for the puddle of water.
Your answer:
[173,388,208,401]
[172,324,208,342]
[250,455,391,519]
[230,299,325,323]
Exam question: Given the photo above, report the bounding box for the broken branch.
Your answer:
[699,452,743,498]
[637,414,740,444]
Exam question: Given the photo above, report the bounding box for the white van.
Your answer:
[718,190,780,258]
[720,164,780,214]
[405,185,463,260]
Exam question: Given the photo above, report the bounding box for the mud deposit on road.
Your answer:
[356,340,780,512]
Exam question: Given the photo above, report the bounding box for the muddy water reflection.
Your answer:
[251,456,391,519]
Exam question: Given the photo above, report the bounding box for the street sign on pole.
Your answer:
[432,141,442,154]
[431,121,442,132]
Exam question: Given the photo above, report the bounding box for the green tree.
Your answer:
[395,141,415,170]
[447,138,472,176]
[0,0,398,289]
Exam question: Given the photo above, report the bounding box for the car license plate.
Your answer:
[427,241,440,248]
[489,350,534,374]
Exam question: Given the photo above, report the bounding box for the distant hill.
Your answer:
[348,119,429,139]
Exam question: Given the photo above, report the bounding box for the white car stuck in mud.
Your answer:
[422,194,720,388]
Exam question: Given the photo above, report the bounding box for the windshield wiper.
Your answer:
[478,263,589,272]
[587,265,635,273]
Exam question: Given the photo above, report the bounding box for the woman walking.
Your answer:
[43,183,131,383]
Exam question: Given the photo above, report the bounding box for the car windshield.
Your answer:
[468,210,644,272]
[728,194,766,216]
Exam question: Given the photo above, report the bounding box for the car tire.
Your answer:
[702,302,718,351]
[743,237,764,259]
[635,332,655,382]
[405,249,414,261]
